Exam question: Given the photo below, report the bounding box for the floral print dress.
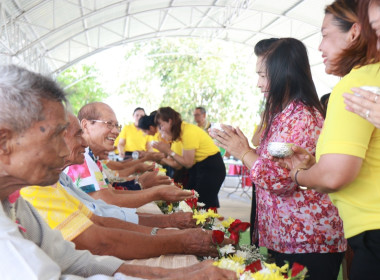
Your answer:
[251,100,346,254]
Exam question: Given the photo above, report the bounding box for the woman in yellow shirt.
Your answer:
[117,107,147,158]
[280,2,380,279]
[153,107,225,210]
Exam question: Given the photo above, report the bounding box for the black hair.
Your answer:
[254,38,279,56]
[133,107,145,115]
[260,38,325,140]
[138,114,156,130]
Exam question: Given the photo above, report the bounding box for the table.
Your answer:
[223,158,252,199]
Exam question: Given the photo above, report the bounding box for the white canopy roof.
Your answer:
[0,0,338,93]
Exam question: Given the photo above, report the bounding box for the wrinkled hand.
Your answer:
[167,212,197,229]
[209,124,250,159]
[169,260,237,280]
[270,145,315,171]
[343,87,380,129]
[182,228,234,257]
[134,162,155,173]
[154,185,193,202]
[139,170,172,189]
[152,141,171,155]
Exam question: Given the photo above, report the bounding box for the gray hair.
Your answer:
[0,65,67,133]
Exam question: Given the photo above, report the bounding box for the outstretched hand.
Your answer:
[154,185,194,202]
[167,260,237,280]
[138,170,172,189]
[183,228,234,257]
[167,212,198,229]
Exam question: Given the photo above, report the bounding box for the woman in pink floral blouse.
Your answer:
[210,38,346,280]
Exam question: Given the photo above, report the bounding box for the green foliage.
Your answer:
[119,38,263,136]
[57,65,109,114]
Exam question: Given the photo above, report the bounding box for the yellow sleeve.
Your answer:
[317,64,379,159]
[20,183,93,241]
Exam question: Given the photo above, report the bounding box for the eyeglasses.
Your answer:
[89,120,122,132]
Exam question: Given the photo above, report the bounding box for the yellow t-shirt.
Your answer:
[173,122,219,163]
[20,183,93,241]
[117,123,148,152]
[171,140,183,156]
[316,62,380,238]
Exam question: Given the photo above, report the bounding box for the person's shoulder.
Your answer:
[346,62,380,79]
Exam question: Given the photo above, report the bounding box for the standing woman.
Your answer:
[343,0,380,128]
[280,1,380,279]
[211,38,346,280]
[153,107,225,210]
[117,107,147,158]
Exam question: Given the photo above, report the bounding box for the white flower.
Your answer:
[198,208,207,214]
[219,244,236,255]
[212,225,225,231]
[235,250,249,260]
[178,201,193,212]
[197,201,205,207]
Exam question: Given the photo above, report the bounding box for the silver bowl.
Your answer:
[267,142,294,158]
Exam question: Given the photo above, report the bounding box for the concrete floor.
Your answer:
[217,182,252,223]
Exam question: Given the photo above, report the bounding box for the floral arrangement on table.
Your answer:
[214,258,308,280]
[155,183,205,214]
[156,182,308,280]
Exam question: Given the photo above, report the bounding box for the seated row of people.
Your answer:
[0,64,236,279]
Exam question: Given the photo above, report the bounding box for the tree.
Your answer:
[118,38,263,135]
[57,64,109,114]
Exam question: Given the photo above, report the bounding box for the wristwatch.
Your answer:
[170,151,176,157]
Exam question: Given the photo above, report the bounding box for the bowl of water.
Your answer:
[267,142,294,158]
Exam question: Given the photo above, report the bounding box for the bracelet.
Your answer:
[151,227,159,235]
[241,149,254,163]
[294,168,307,188]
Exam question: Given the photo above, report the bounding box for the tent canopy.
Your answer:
[0,0,337,92]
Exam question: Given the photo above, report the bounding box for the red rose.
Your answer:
[228,220,250,234]
[212,230,225,244]
[245,260,262,273]
[291,262,305,277]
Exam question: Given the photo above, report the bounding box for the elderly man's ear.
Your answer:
[80,119,89,133]
[0,129,13,162]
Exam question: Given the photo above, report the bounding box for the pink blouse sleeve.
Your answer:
[252,105,322,195]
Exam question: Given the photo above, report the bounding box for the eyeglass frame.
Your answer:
[89,120,122,131]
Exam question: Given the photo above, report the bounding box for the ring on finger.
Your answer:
[365,110,370,119]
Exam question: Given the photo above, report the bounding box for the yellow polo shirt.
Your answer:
[316,62,380,238]
[117,123,148,152]
[21,183,93,241]
[173,122,219,163]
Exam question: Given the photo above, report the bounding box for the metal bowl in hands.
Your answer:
[267,142,294,158]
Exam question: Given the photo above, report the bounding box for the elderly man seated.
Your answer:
[21,113,230,263]
[64,102,189,212]
[0,64,236,280]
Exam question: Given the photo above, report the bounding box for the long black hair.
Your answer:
[260,38,325,140]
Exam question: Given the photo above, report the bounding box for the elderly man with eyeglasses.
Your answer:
[64,102,193,211]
